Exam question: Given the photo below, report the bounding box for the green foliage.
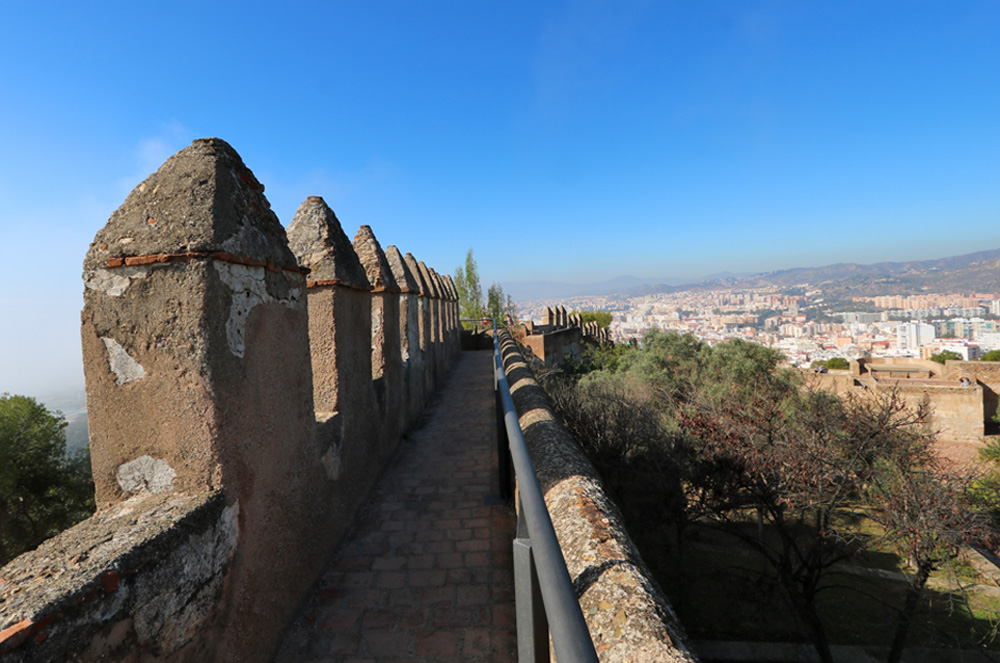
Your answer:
[810,357,851,370]
[0,394,95,564]
[569,309,613,328]
[453,248,484,329]
[980,350,1000,362]
[541,331,994,662]
[581,341,631,373]
[930,350,963,364]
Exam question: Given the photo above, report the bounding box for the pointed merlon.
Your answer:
[404,253,430,297]
[287,196,370,290]
[443,275,458,302]
[428,269,446,300]
[353,226,400,294]
[417,261,440,299]
[85,138,296,271]
[385,245,419,294]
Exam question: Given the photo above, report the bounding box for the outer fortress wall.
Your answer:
[0,138,459,662]
[814,357,996,464]
[496,330,697,663]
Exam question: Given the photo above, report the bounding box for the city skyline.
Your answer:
[2,2,999,395]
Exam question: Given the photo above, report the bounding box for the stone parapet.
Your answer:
[0,491,233,662]
[497,331,697,663]
[1,138,460,663]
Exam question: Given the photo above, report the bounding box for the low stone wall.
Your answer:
[0,491,234,662]
[521,325,583,367]
[876,381,986,461]
[497,331,697,663]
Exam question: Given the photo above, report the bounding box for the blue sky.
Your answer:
[2,1,999,396]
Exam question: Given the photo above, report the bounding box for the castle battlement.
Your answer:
[0,138,460,662]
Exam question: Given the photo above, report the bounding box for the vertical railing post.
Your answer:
[514,497,549,663]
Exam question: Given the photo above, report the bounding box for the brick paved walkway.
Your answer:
[273,351,517,663]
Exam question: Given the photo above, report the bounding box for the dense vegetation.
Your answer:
[810,357,851,370]
[930,350,963,364]
[0,394,95,564]
[541,331,997,663]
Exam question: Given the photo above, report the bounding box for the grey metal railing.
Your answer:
[491,326,600,663]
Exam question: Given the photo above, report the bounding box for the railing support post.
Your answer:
[514,507,549,663]
[495,353,512,503]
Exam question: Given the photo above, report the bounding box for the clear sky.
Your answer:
[2,1,999,396]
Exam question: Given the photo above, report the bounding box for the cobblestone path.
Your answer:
[273,351,517,662]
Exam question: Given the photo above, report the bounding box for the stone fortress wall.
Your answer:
[0,139,460,662]
[812,356,1000,464]
[520,305,613,366]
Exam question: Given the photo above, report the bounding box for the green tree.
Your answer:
[929,350,962,364]
[980,350,1000,362]
[810,357,850,370]
[0,394,95,564]
[569,310,613,328]
[486,282,514,323]
[454,248,484,329]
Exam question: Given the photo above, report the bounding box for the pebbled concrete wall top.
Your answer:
[498,331,698,663]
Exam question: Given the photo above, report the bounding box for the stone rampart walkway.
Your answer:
[273,351,516,662]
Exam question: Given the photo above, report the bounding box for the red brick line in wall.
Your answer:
[106,251,309,275]
[307,278,370,292]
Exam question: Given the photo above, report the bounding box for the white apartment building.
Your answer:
[896,321,936,354]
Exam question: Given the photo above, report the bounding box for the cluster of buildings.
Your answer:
[518,288,1000,369]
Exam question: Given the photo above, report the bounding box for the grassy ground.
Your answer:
[631,517,1000,651]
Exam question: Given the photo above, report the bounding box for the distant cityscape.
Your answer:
[519,288,1000,367]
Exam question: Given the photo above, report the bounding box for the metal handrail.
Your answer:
[490,324,600,663]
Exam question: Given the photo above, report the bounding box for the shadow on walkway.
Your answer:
[273,351,517,662]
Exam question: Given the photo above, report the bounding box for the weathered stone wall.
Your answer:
[386,245,424,431]
[878,382,986,459]
[0,139,459,663]
[812,363,987,464]
[948,360,1000,423]
[522,325,584,367]
[353,225,403,460]
[0,492,235,662]
[947,360,1000,387]
[497,331,697,663]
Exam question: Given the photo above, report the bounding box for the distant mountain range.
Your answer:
[502,271,749,301]
[504,248,1000,301]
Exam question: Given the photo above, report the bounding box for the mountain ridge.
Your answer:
[504,247,1000,300]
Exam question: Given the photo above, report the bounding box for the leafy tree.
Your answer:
[485,282,518,326]
[929,350,962,364]
[980,350,1000,362]
[0,394,95,564]
[453,248,484,329]
[569,310,613,328]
